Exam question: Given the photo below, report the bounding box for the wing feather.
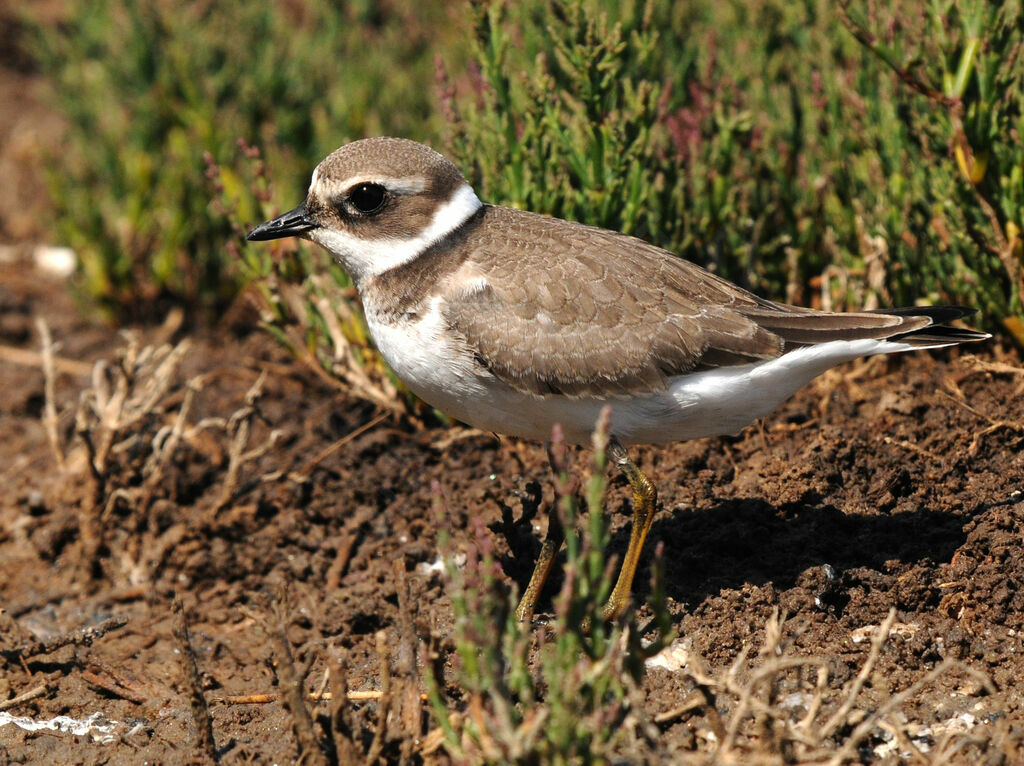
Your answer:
[441,208,778,397]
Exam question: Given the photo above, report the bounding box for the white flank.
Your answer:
[639,338,920,443]
[309,183,482,284]
[362,335,932,446]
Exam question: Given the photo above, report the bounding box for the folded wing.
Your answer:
[442,207,985,399]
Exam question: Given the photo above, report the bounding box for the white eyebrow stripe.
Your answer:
[329,174,429,196]
[381,176,428,195]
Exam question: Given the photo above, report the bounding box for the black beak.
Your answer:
[246,202,316,241]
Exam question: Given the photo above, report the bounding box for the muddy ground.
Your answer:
[2,9,1024,762]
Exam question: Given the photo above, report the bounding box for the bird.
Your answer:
[247,137,988,623]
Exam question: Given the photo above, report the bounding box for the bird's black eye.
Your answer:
[348,183,387,214]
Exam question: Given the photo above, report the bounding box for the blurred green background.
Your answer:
[27,0,1024,346]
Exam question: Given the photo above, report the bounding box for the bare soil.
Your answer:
[2,11,1024,762]
[2,260,1024,763]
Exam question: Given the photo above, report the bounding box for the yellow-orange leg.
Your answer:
[514,436,658,624]
[513,499,565,623]
[601,437,658,621]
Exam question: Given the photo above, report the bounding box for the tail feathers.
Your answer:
[890,325,991,348]
[875,305,989,347]
[744,303,989,349]
[742,306,921,345]
[870,305,977,324]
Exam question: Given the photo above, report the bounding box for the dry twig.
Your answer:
[821,609,898,739]
[36,317,65,470]
[218,689,418,705]
[0,343,93,376]
[328,646,361,765]
[209,371,284,513]
[79,336,191,474]
[298,412,389,478]
[3,615,128,661]
[392,559,424,763]
[0,683,49,711]
[68,337,192,572]
[313,293,402,413]
[365,630,394,765]
[101,376,202,524]
[825,658,996,766]
[82,660,149,705]
[240,599,330,766]
[172,597,218,762]
[940,389,1024,456]
[671,609,997,763]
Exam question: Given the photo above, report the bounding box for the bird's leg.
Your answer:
[513,437,658,624]
[514,443,569,623]
[601,436,658,622]
[513,498,565,623]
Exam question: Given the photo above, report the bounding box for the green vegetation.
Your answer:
[32,0,1023,331]
[836,0,1024,330]
[425,416,673,763]
[31,0,462,318]
[443,0,1023,328]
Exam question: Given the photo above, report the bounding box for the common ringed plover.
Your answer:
[248,137,988,622]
